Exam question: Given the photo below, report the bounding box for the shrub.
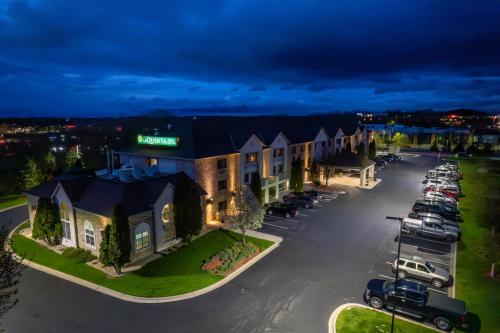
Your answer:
[62,248,96,263]
[202,242,258,274]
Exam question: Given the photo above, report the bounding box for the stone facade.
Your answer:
[75,208,111,255]
[128,210,155,262]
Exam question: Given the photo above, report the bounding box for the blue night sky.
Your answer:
[0,0,499,117]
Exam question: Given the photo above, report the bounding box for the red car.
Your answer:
[425,186,460,200]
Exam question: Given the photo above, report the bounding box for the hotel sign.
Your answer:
[137,135,178,147]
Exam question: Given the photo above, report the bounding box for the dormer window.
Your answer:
[245,153,258,163]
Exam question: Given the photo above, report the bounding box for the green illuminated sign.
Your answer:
[137,135,178,147]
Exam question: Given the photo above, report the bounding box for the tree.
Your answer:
[174,178,203,244]
[32,197,62,246]
[430,140,439,152]
[289,157,303,192]
[412,134,418,146]
[356,142,365,158]
[308,159,320,185]
[250,172,263,205]
[225,186,264,245]
[42,152,57,180]
[0,228,23,325]
[100,205,131,274]
[368,140,377,160]
[345,142,352,153]
[317,154,335,187]
[64,149,84,171]
[22,157,43,190]
[392,132,410,148]
[484,142,493,155]
[481,234,500,278]
[99,225,111,266]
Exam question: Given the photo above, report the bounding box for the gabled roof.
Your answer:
[25,172,205,217]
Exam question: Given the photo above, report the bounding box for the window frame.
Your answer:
[62,220,71,240]
[83,221,95,248]
[216,158,227,170]
[135,223,150,252]
[217,179,227,191]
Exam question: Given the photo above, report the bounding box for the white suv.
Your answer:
[392,256,451,288]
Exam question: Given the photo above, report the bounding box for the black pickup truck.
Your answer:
[364,278,467,331]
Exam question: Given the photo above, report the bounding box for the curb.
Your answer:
[8,225,283,303]
[0,202,27,213]
[449,241,457,298]
[327,303,442,333]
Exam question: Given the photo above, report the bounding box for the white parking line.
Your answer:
[385,261,393,265]
[402,234,453,246]
[262,222,288,230]
[296,213,308,217]
[266,215,299,223]
[379,274,394,280]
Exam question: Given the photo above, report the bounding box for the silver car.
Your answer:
[392,256,451,288]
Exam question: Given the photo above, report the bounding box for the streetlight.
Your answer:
[386,216,404,333]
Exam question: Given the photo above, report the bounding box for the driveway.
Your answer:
[2,156,438,333]
[0,204,28,232]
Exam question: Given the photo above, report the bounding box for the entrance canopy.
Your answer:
[333,153,375,187]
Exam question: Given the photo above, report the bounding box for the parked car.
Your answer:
[263,202,298,218]
[421,198,458,212]
[386,153,401,161]
[427,170,460,180]
[287,191,319,204]
[423,192,457,205]
[402,217,459,243]
[412,202,460,221]
[392,255,451,288]
[374,157,386,166]
[408,212,460,228]
[423,179,460,189]
[291,191,319,204]
[455,152,471,158]
[364,279,468,331]
[425,186,460,201]
[283,194,315,208]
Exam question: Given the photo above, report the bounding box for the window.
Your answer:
[218,179,227,191]
[406,291,423,301]
[292,146,297,154]
[161,203,175,241]
[321,141,326,148]
[244,173,250,184]
[245,153,258,163]
[406,262,416,269]
[273,148,284,157]
[84,221,95,248]
[162,203,174,224]
[300,145,305,152]
[417,264,428,273]
[272,166,276,175]
[135,223,150,251]
[59,202,69,221]
[278,164,284,173]
[218,200,227,212]
[217,158,227,169]
[62,220,71,240]
[146,157,158,167]
[398,259,407,266]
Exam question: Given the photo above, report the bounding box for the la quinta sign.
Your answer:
[137,135,178,147]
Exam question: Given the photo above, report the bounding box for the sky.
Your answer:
[0,0,499,117]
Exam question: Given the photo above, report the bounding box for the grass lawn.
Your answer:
[335,306,436,333]
[12,228,274,297]
[0,194,26,210]
[453,158,500,333]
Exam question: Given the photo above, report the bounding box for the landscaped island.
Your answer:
[12,226,273,298]
[335,305,436,333]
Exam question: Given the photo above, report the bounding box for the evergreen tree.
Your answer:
[357,142,365,158]
[250,172,263,205]
[317,154,335,187]
[345,142,352,153]
[174,178,203,244]
[308,159,320,185]
[104,205,131,274]
[368,140,377,160]
[289,157,303,192]
[99,225,111,266]
[32,197,62,246]
[22,157,43,190]
[0,228,23,323]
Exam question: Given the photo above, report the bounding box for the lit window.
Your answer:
[218,200,227,212]
[60,202,69,221]
[84,221,95,248]
[135,223,150,251]
[62,220,71,240]
[246,153,258,163]
[161,204,175,241]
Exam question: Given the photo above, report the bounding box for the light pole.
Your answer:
[386,216,404,333]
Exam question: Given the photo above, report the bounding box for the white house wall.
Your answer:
[53,186,77,248]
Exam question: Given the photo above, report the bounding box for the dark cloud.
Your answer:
[0,0,499,115]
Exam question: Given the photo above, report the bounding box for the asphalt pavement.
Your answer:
[1,156,443,333]
[0,204,28,232]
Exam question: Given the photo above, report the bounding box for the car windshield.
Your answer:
[425,261,435,272]
[382,281,394,292]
